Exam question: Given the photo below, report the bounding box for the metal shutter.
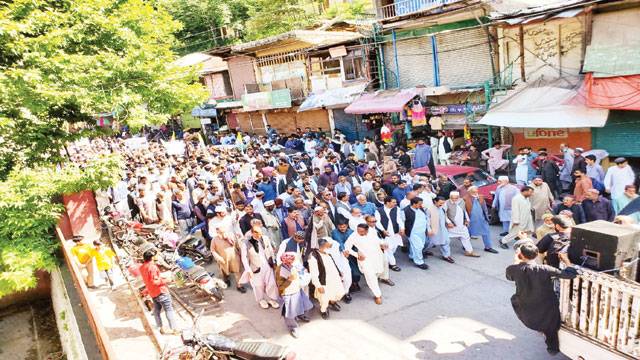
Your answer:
[383,37,434,89]
[593,111,640,157]
[436,28,494,87]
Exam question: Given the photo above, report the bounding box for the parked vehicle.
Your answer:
[414,165,498,203]
[162,311,296,360]
[175,256,226,302]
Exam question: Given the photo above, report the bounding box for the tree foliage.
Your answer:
[0,0,208,178]
[160,0,252,54]
[323,0,372,20]
[0,155,121,297]
[243,0,322,41]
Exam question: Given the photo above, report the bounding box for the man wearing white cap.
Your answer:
[262,200,283,247]
[444,192,479,257]
[209,206,245,293]
[492,176,519,236]
[500,186,535,249]
[251,191,266,214]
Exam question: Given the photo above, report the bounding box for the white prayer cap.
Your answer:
[214,206,226,213]
[368,161,377,167]
[314,206,325,212]
[264,200,275,206]
[498,176,509,182]
[449,191,460,197]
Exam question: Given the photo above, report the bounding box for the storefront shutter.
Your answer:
[383,37,434,89]
[436,28,494,87]
[593,111,640,157]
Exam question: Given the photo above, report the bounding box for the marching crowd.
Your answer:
[67,127,639,342]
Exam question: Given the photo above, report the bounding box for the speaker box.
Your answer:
[568,220,640,277]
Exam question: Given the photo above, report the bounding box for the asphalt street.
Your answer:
[206,224,570,360]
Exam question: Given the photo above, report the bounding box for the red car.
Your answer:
[414,165,499,204]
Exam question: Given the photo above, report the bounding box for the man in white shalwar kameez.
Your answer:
[604,157,636,199]
[343,224,394,304]
[309,238,346,319]
[239,227,281,309]
[323,237,352,296]
[500,187,535,249]
[443,192,479,257]
[374,197,404,272]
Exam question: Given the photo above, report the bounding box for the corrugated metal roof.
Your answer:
[489,0,599,20]
[231,30,363,53]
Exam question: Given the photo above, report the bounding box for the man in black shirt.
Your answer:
[506,243,578,355]
[536,216,572,269]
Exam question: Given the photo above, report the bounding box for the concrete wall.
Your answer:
[500,16,585,83]
[591,7,640,46]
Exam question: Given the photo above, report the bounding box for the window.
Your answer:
[342,55,365,81]
[309,56,342,77]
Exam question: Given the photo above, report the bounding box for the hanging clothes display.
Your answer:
[410,100,426,127]
[429,116,444,130]
[380,123,393,143]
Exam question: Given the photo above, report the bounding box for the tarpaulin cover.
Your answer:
[191,106,217,117]
[344,88,419,114]
[581,73,640,111]
[478,76,609,128]
[298,84,366,112]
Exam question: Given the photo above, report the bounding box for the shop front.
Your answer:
[593,111,640,158]
[344,88,421,143]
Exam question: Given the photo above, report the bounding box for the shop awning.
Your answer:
[581,73,640,111]
[298,84,366,112]
[478,82,609,128]
[191,106,217,117]
[344,88,419,114]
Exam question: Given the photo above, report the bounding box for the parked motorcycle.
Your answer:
[175,256,226,302]
[163,311,296,360]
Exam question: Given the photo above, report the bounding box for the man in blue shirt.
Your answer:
[352,194,376,215]
[392,180,410,203]
[257,177,277,202]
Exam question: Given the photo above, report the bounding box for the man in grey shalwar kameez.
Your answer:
[500,186,535,249]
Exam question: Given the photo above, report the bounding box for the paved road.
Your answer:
[204,224,569,360]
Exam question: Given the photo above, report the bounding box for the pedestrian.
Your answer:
[553,195,585,225]
[444,192,479,257]
[506,243,577,355]
[533,151,562,198]
[239,227,281,309]
[262,200,283,248]
[139,249,179,335]
[70,235,96,288]
[437,131,454,165]
[403,197,430,269]
[582,189,615,222]
[427,197,455,263]
[308,238,346,320]
[604,157,636,198]
[572,169,592,202]
[499,186,535,249]
[481,142,511,176]
[90,240,117,289]
[413,139,433,170]
[536,216,573,270]
[209,207,245,293]
[492,176,519,236]
[613,185,640,223]
[529,176,554,221]
[463,186,498,253]
[534,213,555,240]
[559,143,575,192]
[343,223,394,305]
[275,252,312,338]
[585,155,604,184]
[331,220,360,296]
[513,148,528,185]
[374,196,404,272]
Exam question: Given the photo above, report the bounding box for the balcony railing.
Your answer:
[377,0,461,20]
[559,269,640,358]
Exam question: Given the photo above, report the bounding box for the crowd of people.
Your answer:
[66,127,639,345]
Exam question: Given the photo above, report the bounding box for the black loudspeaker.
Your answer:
[568,220,640,277]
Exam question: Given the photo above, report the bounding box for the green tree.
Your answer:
[160,0,252,54]
[244,0,321,41]
[324,0,372,20]
[0,0,208,178]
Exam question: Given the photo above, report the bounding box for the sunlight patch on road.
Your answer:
[407,317,516,354]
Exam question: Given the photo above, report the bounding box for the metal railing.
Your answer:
[559,269,640,358]
[376,0,461,20]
